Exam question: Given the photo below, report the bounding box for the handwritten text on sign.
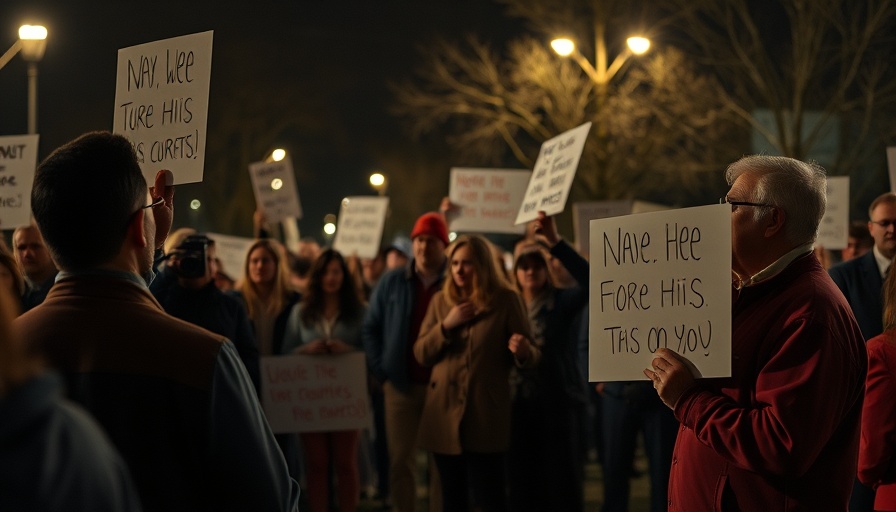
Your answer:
[113,31,213,185]
[249,156,303,223]
[332,196,390,260]
[589,204,732,382]
[449,168,529,234]
[0,135,39,230]
[515,122,592,225]
[261,352,370,433]
[816,176,849,250]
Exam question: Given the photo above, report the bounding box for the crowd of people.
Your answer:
[0,131,894,512]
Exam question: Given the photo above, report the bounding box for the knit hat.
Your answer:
[410,212,450,246]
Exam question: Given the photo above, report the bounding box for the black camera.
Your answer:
[172,235,209,279]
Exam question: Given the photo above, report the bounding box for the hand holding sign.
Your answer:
[644,348,698,409]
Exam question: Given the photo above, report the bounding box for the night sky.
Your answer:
[0,0,526,242]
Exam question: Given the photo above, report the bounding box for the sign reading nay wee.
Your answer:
[589,204,732,382]
[515,122,592,225]
[113,31,213,185]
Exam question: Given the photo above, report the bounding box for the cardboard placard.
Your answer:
[0,135,39,229]
[249,156,303,223]
[205,232,255,281]
[261,352,371,433]
[113,31,213,185]
[448,168,529,234]
[572,200,669,258]
[816,176,849,250]
[589,204,732,382]
[332,196,390,260]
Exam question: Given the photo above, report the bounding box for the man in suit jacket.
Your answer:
[828,191,896,511]
[13,132,299,512]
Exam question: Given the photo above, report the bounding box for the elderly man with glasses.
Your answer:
[13,131,299,512]
[643,155,866,511]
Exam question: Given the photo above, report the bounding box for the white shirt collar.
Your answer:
[873,245,891,279]
[734,243,814,290]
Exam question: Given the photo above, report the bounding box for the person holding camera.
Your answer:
[150,234,261,392]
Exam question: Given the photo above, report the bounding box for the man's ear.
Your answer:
[763,206,787,238]
[127,209,150,249]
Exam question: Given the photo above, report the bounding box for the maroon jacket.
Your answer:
[668,253,866,511]
[859,332,896,509]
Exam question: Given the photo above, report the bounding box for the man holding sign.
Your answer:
[645,156,866,510]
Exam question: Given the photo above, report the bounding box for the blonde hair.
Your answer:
[443,235,510,309]
[0,286,40,396]
[238,239,294,320]
[0,249,25,298]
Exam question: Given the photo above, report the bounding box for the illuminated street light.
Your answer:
[626,37,650,55]
[369,172,387,196]
[190,199,201,210]
[549,33,650,86]
[271,148,286,162]
[270,178,283,190]
[0,24,48,135]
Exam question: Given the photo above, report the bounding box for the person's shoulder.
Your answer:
[830,252,872,275]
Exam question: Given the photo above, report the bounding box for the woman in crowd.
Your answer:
[414,234,538,512]
[283,248,366,512]
[507,212,590,512]
[859,258,896,511]
[0,249,24,302]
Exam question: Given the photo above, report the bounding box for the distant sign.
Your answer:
[261,352,371,433]
[0,135,39,230]
[573,200,670,258]
[515,122,592,225]
[113,31,213,185]
[205,232,255,281]
[589,204,732,382]
[816,176,849,250]
[332,196,390,260]
[888,147,896,192]
[249,156,303,223]
[448,168,529,234]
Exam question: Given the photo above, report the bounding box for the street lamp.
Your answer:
[0,24,48,135]
[369,172,387,196]
[549,34,650,87]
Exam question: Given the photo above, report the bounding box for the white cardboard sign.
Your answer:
[515,122,592,225]
[113,31,213,185]
[589,204,732,382]
[249,156,303,223]
[888,147,896,192]
[332,196,390,260]
[816,176,849,250]
[261,352,371,433]
[448,168,529,234]
[0,135,39,230]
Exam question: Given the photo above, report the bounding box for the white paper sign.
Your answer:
[249,156,303,223]
[573,200,670,258]
[816,176,850,250]
[515,122,593,225]
[205,232,255,281]
[113,31,213,185]
[887,147,896,192]
[261,352,371,433]
[448,168,529,234]
[589,204,732,382]
[0,135,39,230]
[332,196,390,260]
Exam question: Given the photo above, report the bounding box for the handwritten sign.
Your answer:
[515,122,592,225]
[589,204,732,382]
[261,352,371,433]
[0,134,39,230]
[816,176,849,250]
[573,200,670,257]
[332,196,389,260]
[205,232,254,281]
[249,156,303,223]
[448,168,529,234]
[113,31,213,185]
[888,147,896,192]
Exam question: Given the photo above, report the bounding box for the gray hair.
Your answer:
[725,155,826,246]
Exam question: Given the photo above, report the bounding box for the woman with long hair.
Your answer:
[859,257,896,511]
[414,234,538,512]
[283,248,366,512]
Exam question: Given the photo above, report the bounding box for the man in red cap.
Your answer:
[363,211,449,512]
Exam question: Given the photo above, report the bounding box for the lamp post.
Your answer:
[369,172,387,196]
[0,25,48,135]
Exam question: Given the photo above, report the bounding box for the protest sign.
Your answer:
[261,352,371,433]
[332,196,389,260]
[589,204,732,382]
[248,156,303,223]
[205,232,255,281]
[0,135,39,230]
[515,122,592,225]
[572,200,669,258]
[448,168,529,234]
[816,176,849,250]
[113,31,213,185]
[888,147,896,192]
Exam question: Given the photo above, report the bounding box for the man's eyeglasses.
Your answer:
[720,196,774,208]
[870,219,896,229]
[141,196,164,210]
